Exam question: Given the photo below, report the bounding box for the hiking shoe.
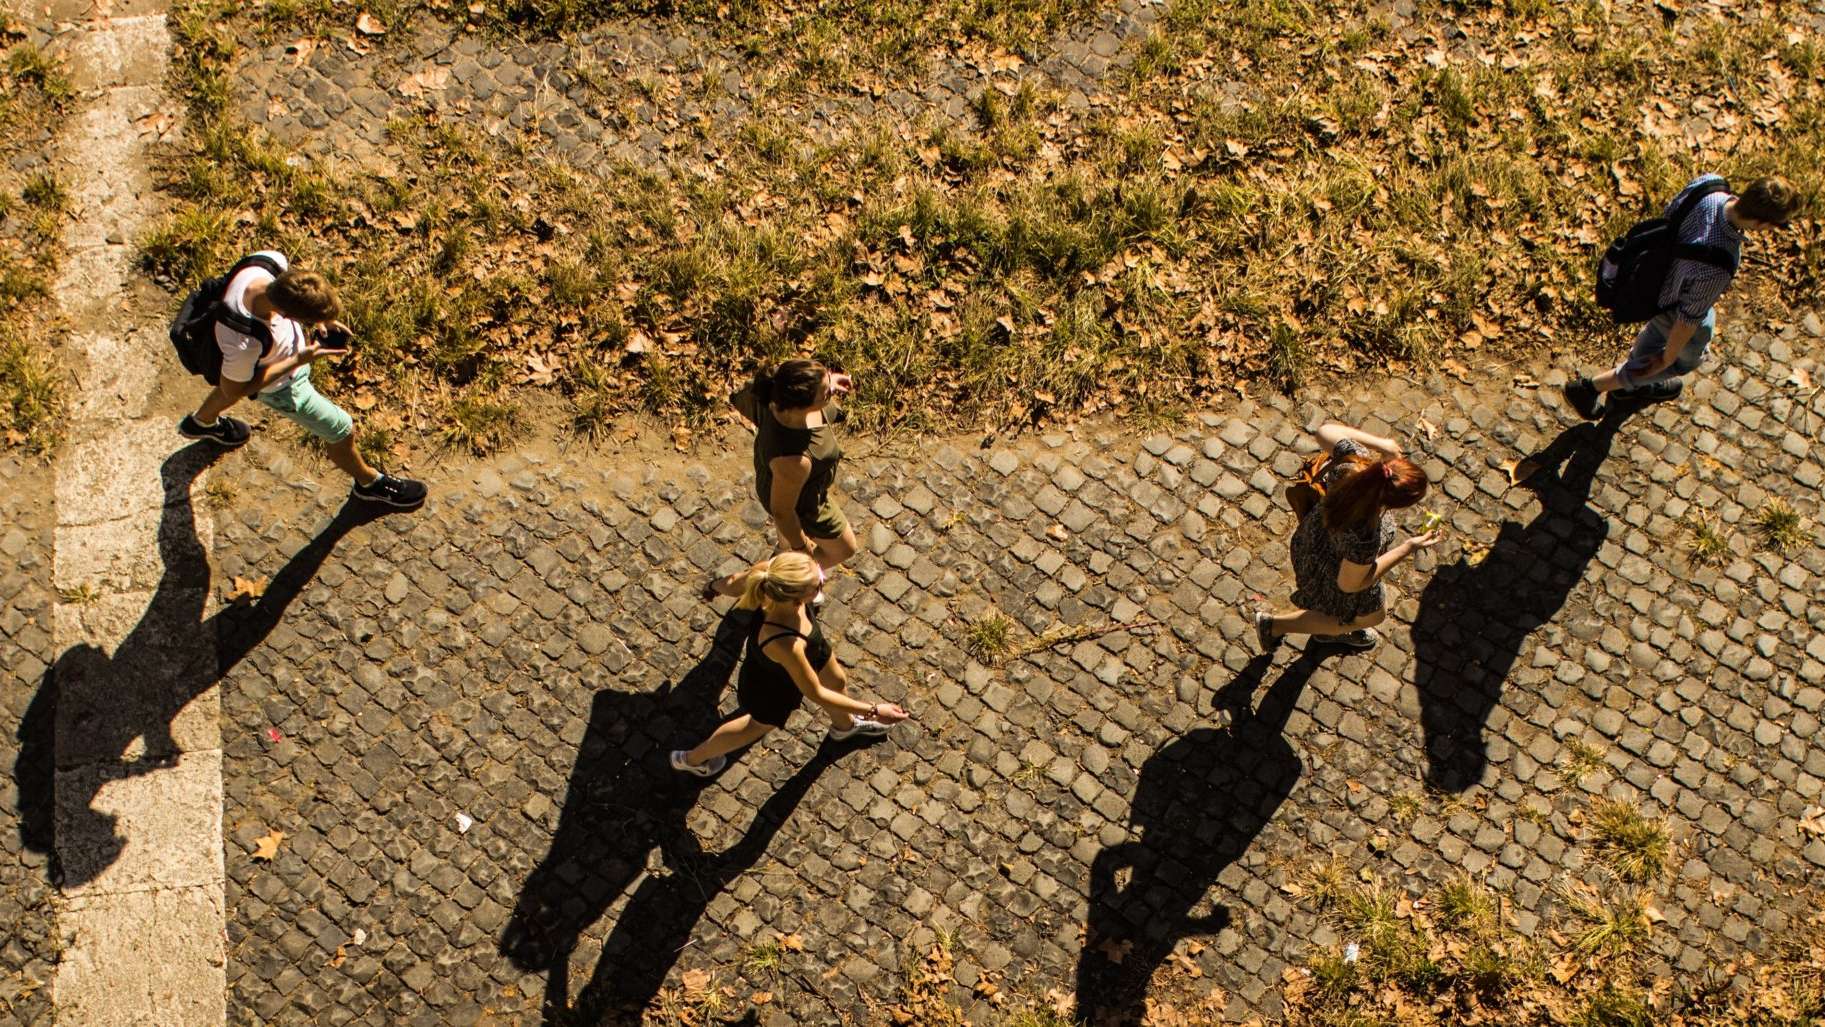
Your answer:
[1614,379,1684,406]
[1254,610,1282,655]
[1561,377,1601,421]
[178,414,250,447]
[1315,628,1380,651]
[828,717,892,742]
[670,750,726,777]
[353,473,427,508]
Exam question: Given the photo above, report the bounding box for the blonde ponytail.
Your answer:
[734,552,819,611]
[736,564,769,610]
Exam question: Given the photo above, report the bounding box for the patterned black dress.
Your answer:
[1288,439,1392,622]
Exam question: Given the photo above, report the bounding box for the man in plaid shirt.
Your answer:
[1564,174,1802,419]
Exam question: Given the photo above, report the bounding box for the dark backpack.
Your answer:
[168,254,283,384]
[1595,179,1738,324]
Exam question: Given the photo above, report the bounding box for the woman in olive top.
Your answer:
[704,359,857,600]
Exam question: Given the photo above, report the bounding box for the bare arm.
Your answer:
[772,640,906,720]
[768,456,813,551]
[1336,530,1443,593]
[1314,422,1403,459]
[1642,318,1699,376]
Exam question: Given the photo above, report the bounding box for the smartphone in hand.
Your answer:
[318,326,353,352]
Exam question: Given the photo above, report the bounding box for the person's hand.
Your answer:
[1383,437,1405,459]
[829,373,853,398]
[300,342,346,363]
[311,320,351,341]
[870,702,910,724]
[1406,529,1445,552]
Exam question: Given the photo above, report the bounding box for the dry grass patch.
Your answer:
[0,24,71,455]
[1685,512,1732,566]
[155,0,1825,448]
[1285,872,1825,1025]
[1585,798,1670,883]
[1754,498,1807,554]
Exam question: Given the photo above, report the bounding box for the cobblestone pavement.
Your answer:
[188,322,1825,1025]
[1,457,57,1027]
[232,0,1161,172]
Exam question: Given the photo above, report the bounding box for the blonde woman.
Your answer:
[672,553,909,776]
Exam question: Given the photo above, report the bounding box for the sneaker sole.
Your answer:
[177,426,249,447]
[353,490,427,509]
[830,726,891,741]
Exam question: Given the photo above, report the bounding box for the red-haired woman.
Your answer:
[1256,422,1442,653]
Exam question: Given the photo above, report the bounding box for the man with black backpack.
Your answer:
[1562,174,1801,420]
[173,251,426,508]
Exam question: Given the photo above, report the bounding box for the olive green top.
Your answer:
[740,388,842,519]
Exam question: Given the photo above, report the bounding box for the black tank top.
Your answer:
[740,612,833,691]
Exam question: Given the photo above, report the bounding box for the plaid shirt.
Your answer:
[1658,173,1742,321]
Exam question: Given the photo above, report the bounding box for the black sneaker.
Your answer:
[177,414,250,447]
[1614,380,1683,406]
[1561,377,1601,421]
[1314,628,1380,651]
[353,473,427,508]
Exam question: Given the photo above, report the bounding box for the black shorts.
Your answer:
[737,672,804,728]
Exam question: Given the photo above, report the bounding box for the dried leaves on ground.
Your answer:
[149,1,1824,451]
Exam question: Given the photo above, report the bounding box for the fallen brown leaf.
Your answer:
[227,576,268,603]
[252,829,284,861]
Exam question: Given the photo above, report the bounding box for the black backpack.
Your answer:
[1594,179,1738,324]
[168,254,283,384]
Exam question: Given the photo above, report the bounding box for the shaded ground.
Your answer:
[0,456,58,1026]
[203,323,1825,1023]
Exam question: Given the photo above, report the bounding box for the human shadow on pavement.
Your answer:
[1412,407,1629,792]
[1075,650,1323,1027]
[567,737,858,1024]
[504,608,856,1024]
[15,443,397,886]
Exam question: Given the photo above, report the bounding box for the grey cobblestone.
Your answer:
[182,323,1825,1022]
[1,457,57,1026]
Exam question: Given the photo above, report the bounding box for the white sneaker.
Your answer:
[670,750,725,777]
[828,717,891,741]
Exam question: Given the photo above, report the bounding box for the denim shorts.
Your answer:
[256,366,354,443]
[1616,310,1714,390]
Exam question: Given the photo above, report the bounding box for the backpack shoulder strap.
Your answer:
[1668,179,1729,232]
[212,253,284,350]
[1671,242,1738,272]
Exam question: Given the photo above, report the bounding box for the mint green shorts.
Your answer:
[256,366,353,443]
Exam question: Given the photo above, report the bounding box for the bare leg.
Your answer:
[1267,607,1386,639]
[817,659,854,731]
[808,524,858,572]
[1589,368,1624,393]
[326,436,380,485]
[193,384,240,423]
[686,715,773,766]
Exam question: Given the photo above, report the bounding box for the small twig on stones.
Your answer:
[786,968,846,1023]
[1012,617,1162,659]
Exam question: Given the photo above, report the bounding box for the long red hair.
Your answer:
[1322,456,1427,533]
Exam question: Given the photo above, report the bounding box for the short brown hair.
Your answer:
[1736,177,1802,226]
[266,269,342,323]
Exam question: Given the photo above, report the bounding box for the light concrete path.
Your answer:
[44,3,229,1024]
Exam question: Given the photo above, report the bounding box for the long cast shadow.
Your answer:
[568,738,854,1023]
[14,444,397,886]
[1075,651,1323,1027]
[1412,408,1630,792]
[501,608,766,1022]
